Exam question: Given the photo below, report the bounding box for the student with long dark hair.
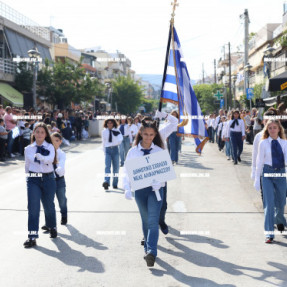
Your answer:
[254,119,287,243]
[123,120,165,267]
[102,118,123,190]
[23,123,57,248]
[226,110,245,165]
[42,132,68,230]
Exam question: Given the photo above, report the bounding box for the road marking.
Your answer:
[172,201,187,212]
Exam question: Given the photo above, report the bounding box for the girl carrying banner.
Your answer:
[123,120,165,267]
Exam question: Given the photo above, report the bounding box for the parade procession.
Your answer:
[1,0,287,286]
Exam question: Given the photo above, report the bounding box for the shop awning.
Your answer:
[268,71,287,91]
[0,83,23,107]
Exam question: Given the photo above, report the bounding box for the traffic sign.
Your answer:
[246,88,254,100]
[220,99,224,108]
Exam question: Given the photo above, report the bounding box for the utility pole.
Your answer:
[214,59,217,84]
[202,63,205,83]
[228,42,232,108]
[242,9,249,97]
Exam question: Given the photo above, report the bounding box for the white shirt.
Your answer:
[255,136,287,184]
[217,122,223,136]
[129,124,138,138]
[244,115,251,126]
[122,142,163,192]
[24,140,55,173]
[102,127,123,149]
[227,118,245,137]
[251,130,263,180]
[221,121,228,139]
[214,115,221,129]
[159,114,178,143]
[54,147,66,177]
[120,124,132,143]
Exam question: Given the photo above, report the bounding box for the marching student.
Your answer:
[254,119,287,243]
[217,116,226,152]
[168,110,181,165]
[42,132,68,230]
[127,116,138,142]
[23,123,57,248]
[251,109,278,202]
[102,118,123,190]
[123,120,165,267]
[226,110,245,165]
[222,115,231,160]
[141,110,178,236]
[119,116,132,167]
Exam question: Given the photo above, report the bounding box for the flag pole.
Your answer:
[159,0,179,112]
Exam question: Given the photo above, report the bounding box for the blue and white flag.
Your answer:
[161,26,209,154]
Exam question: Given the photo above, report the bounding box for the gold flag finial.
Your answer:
[170,0,179,24]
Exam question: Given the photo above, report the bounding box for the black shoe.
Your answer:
[61,216,67,225]
[0,158,5,162]
[234,161,238,165]
[144,253,156,267]
[102,182,109,190]
[141,237,145,246]
[50,228,57,238]
[237,156,241,162]
[112,185,118,189]
[23,238,36,248]
[265,237,274,244]
[159,222,169,235]
[277,224,285,233]
[41,225,49,231]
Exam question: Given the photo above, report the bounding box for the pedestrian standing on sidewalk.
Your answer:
[254,119,287,243]
[41,132,68,231]
[102,118,123,190]
[123,120,165,267]
[226,110,245,165]
[23,123,57,248]
[222,115,231,160]
[217,116,226,152]
[0,118,8,161]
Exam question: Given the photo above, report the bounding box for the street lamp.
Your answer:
[263,44,275,79]
[28,48,41,110]
[244,63,253,110]
[231,74,237,108]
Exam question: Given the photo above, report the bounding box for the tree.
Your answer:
[111,75,144,114]
[193,83,224,114]
[14,62,33,93]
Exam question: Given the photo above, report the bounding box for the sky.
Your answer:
[0,0,284,80]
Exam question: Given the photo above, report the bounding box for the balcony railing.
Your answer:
[0,58,16,74]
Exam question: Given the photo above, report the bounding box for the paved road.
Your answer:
[0,138,287,287]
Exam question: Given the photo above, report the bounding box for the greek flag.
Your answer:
[161,26,209,154]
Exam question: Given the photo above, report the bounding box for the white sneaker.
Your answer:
[10,153,16,158]
[227,156,230,160]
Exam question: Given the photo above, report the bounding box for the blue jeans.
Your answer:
[169,132,180,162]
[7,130,14,155]
[159,183,167,225]
[230,131,243,163]
[55,177,67,217]
[211,128,215,143]
[105,146,119,187]
[120,136,130,165]
[27,172,56,238]
[225,140,231,157]
[262,165,287,238]
[135,186,163,257]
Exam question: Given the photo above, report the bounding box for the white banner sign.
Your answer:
[124,150,176,191]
